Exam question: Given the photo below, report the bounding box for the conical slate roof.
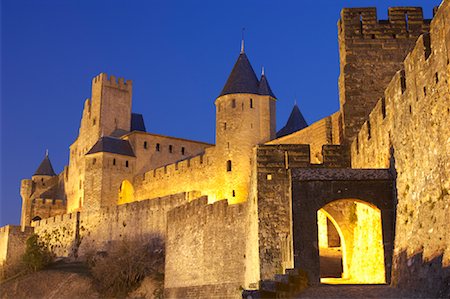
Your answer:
[86,136,135,157]
[258,74,276,98]
[220,53,260,96]
[34,154,56,176]
[276,104,308,138]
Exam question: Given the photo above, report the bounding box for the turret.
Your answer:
[21,151,57,229]
[215,43,276,203]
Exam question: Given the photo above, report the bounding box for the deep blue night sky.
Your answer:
[1,0,440,226]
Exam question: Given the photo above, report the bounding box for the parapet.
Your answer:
[339,7,431,39]
[92,73,132,91]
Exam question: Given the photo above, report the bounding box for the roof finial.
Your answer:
[45,149,49,157]
[294,99,297,106]
[262,66,265,76]
[241,27,245,53]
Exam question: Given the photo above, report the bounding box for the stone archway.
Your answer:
[291,168,395,285]
[118,180,135,205]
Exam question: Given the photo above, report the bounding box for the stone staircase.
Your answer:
[242,268,308,298]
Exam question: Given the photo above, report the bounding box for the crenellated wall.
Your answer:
[351,1,450,294]
[33,193,188,258]
[267,112,342,163]
[164,198,250,299]
[0,226,34,268]
[338,6,431,143]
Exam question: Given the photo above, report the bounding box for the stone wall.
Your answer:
[338,7,431,143]
[350,1,450,295]
[254,144,350,281]
[267,112,341,163]
[164,198,250,299]
[0,226,34,267]
[33,193,188,258]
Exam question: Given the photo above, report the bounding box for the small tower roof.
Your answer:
[276,103,308,138]
[220,52,259,96]
[86,136,135,157]
[131,113,146,132]
[258,72,276,98]
[34,153,56,176]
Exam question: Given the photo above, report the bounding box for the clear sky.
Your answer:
[0,0,441,226]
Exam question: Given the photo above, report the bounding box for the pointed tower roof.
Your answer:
[34,152,56,176]
[258,69,276,98]
[276,104,308,138]
[220,52,259,96]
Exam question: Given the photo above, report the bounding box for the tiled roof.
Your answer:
[131,113,146,132]
[86,136,135,157]
[276,104,308,138]
[34,155,56,176]
[258,74,276,98]
[220,53,259,96]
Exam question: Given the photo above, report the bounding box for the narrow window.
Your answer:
[169,145,173,153]
[356,136,359,154]
[93,118,96,126]
[232,190,236,197]
[93,158,96,165]
[267,174,272,181]
[41,178,44,183]
[359,13,363,36]
[241,102,244,110]
[223,122,227,130]
[113,158,116,166]
[435,72,439,83]
[409,105,412,114]
[125,161,129,168]
[367,120,371,140]
[231,99,236,108]
[227,142,230,149]
[181,147,185,155]
[156,143,160,151]
[405,12,409,33]
[250,98,253,108]
[144,141,148,149]
[423,86,427,96]
[381,97,386,119]
[79,180,82,190]
[227,160,232,172]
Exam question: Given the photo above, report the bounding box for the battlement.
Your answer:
[339,7,431,39]
[92,73,132,91]
[256,144,350,169]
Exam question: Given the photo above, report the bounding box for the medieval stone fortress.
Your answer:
[1,1,449,298]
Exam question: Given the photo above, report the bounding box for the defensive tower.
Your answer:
[215,43,276,203]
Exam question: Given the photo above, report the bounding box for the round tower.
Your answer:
[215,44,276,204]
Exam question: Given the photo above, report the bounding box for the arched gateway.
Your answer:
[291,168,395,285]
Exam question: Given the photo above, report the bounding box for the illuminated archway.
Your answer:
[118,180,135,205]
[318,199,385,284]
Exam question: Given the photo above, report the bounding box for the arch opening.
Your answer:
[318,199,386,284]
[118,180,135,205]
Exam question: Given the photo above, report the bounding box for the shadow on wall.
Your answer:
[392,250,450,298]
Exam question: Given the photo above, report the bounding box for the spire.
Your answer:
[240,27,245,53]
[276,103,308,138]
[219,51,259,96]
[34,152,56,176]
[258,69,276,98]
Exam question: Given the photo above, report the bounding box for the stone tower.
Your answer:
[66,74,133,212]
[215,44,276,204]
[20,152,57,228]
[338,7,430,144]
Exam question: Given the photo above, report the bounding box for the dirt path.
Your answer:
[295,284,429,298]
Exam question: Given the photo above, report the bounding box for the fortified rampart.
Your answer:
[0,226,34,267]
[33,193,188,257]
[267,112,342,163]
[165,198,251,298]
[351,1,449,294]
[338,7,431,143]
